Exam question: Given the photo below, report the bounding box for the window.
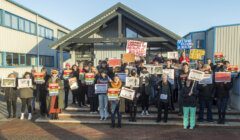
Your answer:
[6,53,12,66]
[19,18,24,31]
[46,28,53,40]
[4,12,11,27]
[30,22,36,34]
[24,20,30,33]
[11,15,18,29]
[126,27,137,38]
[0,52,3,66]
[39,26,45,37]
[26,54,36,66]
[196,40,204,49]
[39,55,54,67]
[19,54,25,65]
[58,30,67,39]
[0,10,2,25]
[13,53,18,66]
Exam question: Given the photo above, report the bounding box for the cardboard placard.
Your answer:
[126,40,147,56]
[167,52,179,60]
[188,69,205,81]
[145,65,163,74]
[115,73,127,83]
[119,87,135,100]
[85,73,95,85]
[177,39,193,50]
[215,72,231,83]
[34,72,45,84]
[125,77,139,87]
[1,78,16,87]
[108,58,121,67]
[49,83,59,96]
[123,53,135,63]
[107,88,120,101]
[63,70,72,80]
[162,69,175,85]
[189,49,205,60]
[69,77,78,90]
[199,74,213,84]
[95,84,108,94]
[18,79,32,88]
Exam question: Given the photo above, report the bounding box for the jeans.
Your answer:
[198,99,213,121]
[217,97,229,120]
[111,102,121,127]
[21,98,32,113]
[183,107,196,128]
[98,94,109,118]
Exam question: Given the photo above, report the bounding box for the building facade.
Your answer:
[0,0,70,77]
[184,24,240,68]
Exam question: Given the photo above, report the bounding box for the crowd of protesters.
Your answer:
[1,51,239,130]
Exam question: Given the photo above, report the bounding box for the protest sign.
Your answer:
[63,70,72,80]
[167,52,179,60]
[95,84,108,94]
[145,65,163,74]
[125,77,139,87]
[188,69,205,81]
[1,78,16,87]
[227,65,238,73]
[115,73,127,83]
[18,79,32,88]
[85,73,95,85]
[108,58,121,67]
[122,53,135,63]
[199,74,213,84]
[48,83,59,96]
[79,73,85,81]
[189,49,205,60]
[120,87,135,100]
[215,72,231,83]
[68,77,78,90]
[34,72,45,84]
[177,39,193,50]
[162,69,175,85]
[107,88,120,101]
[126,40,147,56]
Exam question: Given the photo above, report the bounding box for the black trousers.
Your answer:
[79,85,87,106]
[89,96,98,112]
[6,100,17,116]
[157,101,169,121]
[21,98,32,113]
[72,89,79,104]
[64,87,70,108]
[141,88,149,111]
[111,105,122,127]
[39,91,47,116]
[129,101,137,121]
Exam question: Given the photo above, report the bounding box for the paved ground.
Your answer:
[0,119,240,140]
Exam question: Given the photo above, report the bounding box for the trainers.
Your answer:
[20,113,24,120]
[100,118,104,121]
[104,117,107,121]
[145,111,150,116]
[28,113,32,120]
[141,111,145,116]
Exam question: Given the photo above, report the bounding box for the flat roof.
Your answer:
[6,0,71,31]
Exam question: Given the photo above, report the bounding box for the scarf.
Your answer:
[110,81,122,89]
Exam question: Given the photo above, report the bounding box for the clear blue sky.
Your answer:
[14,0,240,36]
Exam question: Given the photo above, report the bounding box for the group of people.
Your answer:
[1,51,238,130]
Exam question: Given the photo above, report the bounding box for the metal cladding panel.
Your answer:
[205,29,215,61]
[215,25,240,67]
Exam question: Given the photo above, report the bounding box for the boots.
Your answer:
[217,112,222,124]
[28,113,32,120]
[20,113,24,120]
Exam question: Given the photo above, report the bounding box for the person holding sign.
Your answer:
[197,64,214,122]
[156,74,173,123]
[96,70,112,121]
[19,72,34,120]
[109,76,123,128]
[70,65,80,106]
[61,63,72,109]
[179,51,190,64]
[47,69,64,120]
[2,73,17,119]
[182,79,197,129]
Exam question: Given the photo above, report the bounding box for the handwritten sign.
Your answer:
[188,69,205,81]
[115,73,127,83]
[108,88,120,101]
[49,83,59,96]
[69,77,78,90]
[119,87,135,100]
[177,39,193,50]
[125,77,139,87]
[199,74,213,84]
[1,78,15,87]
[215,72,231,83]
[123,53,135,63]
[63,70,72,80]
[167,52,179,60]
[85,73,95,85]
[189,49,205,60]
[162,69,175,85]
[145,65,163,74]
[108,58,121,67]
[95,84,108,94]
[126,40,147,56]
[34,72,45,84]
[18,79,32,88]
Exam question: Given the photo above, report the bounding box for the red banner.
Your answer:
[215,72,231,83]
[108,58,121,67]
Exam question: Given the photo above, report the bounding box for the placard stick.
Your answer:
[189,80,196,96]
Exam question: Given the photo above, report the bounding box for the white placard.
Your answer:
[162,69,175,85]
[125,77,139,87]
[18,79,32,88]
[1,78,16,87]
[69,77,78,90]
[199,74,213,84]
[167,52,179,60]
[188,69,205,81]
[119,87,135,100]
[145,65,163,74]
[160,94,168,100]
[95,84,108,94]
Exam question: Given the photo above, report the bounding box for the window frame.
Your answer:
[4,11,12,27]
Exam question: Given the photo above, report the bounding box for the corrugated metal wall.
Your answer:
[205,29,215,61]
[215,25,240,67]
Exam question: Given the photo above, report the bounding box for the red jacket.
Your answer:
[179,56,190,64]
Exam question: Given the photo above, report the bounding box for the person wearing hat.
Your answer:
[2,73,17,118]
[47,69,64,119]
[62,63,72,109]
